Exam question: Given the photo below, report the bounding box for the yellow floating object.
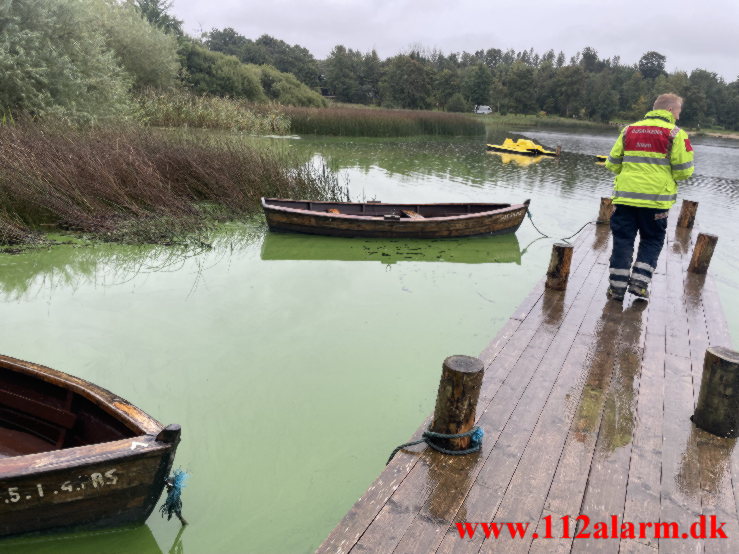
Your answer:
[486,138,558,157]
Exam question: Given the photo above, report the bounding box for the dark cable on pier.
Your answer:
[526,209,596,244]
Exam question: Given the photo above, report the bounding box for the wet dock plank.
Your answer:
[318,221,736,554]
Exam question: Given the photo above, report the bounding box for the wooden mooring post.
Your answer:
[677,199,699,228]
[546,243,573,290]
[430,356,484,450]
[688,233,718,273]
[693,347,739,438]
[596,197,613,224]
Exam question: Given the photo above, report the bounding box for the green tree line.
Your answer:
[320,45,739,129]
[204,26,739,130]
[0,0,325,124]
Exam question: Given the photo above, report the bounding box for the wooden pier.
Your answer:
[319,206,737,553]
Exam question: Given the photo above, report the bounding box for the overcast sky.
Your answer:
[170,0,738,81]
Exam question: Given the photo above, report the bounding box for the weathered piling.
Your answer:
[688,233,718,273]
[692,347,739,438]
[546,243,574,290]
[677,199,699,229]
[430,356,484,450]
[596,197,613,224]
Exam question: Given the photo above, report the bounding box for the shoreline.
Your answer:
[689,130,739,140]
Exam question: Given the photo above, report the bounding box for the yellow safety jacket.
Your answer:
[605,109,694,209]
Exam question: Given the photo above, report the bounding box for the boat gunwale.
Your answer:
[0,434,168,478]
[261,198,527,223]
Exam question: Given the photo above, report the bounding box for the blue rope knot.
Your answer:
[159,469,189,525]
[386,426,484,465]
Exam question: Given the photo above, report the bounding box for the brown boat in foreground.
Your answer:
[261,198,531,238]
[0,354,181,537]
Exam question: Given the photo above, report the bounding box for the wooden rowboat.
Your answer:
[0,354,181,537]
[261,198,530,238]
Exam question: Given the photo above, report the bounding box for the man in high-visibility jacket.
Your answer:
[604,93,694,301]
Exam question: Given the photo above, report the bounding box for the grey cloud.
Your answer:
[170,0,738,80]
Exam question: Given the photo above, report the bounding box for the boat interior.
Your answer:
[0,364,136,458]
[265,200,514,218]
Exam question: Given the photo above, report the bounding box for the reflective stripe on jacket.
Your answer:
[605,109,694,209]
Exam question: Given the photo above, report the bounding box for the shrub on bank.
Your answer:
[445,93,470,113]
[0,123,344,245]
[258,66,328,108]
[179,40,327,109]
[283,106,485,136]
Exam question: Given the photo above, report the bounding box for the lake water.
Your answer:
[1,127,737,553]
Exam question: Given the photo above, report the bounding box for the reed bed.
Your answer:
[479,113,611,130]
[283,106,485,137]
[0,123,344,245]
[136,89,291,134]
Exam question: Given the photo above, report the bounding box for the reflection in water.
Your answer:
[0,225,262,300]
[677,426,736,498]
[486,151,549,168]
[542,288,566,326]
[426,455,478,524]
[591,224,611,251]
[0,523,186,554]
[260,232,522,265]
[0,525,162,554]
[286,133,587,196]
[671,227,692,256]
[570,300,646,450]
[168,525,186,554]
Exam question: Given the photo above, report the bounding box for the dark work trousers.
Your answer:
[608,204,669,294]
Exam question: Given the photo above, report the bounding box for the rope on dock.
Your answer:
[386,426,484,465]
[526,209,595,243]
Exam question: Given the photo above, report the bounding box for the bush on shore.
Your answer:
[445,93,471,113]
[179,40,327,109]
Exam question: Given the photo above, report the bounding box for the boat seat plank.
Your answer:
[0,389,77,429]
[401,210,424,219]
[326,209,341,214]
[0,426,54,457]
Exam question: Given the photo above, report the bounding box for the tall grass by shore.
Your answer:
[0,123,345,246]
[283,106,485,137]
[136,89,290,134]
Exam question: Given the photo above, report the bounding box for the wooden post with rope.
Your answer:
[430,356,484,451]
